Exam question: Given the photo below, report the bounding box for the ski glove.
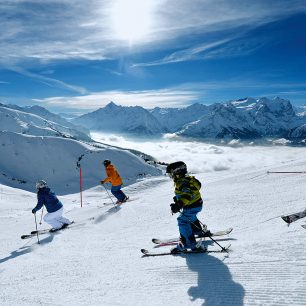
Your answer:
[31,209,36,214]
[170,202,182,214]
[100,180,104,185]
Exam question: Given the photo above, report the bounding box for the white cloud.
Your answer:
[8,66,88,94]
[0,0,305,64]
[32,88,199,110]
[31,80,306,111]
[90,131,306,176]
[133,38,235,67]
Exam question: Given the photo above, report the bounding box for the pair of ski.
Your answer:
[141,227,233,257]
[102,196,132,206]
[281,210,306,228]
[21,221,74,240]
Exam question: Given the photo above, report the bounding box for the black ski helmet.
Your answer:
[166,161,187,177]
[103,159,111,166]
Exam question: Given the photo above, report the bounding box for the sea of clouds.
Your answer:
[91,132,306,176]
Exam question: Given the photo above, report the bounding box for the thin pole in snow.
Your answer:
[267,171,306,174]
[80,167,83,208]
[103,184,117,208]
[39,207,44,225]
[34,213,40,244]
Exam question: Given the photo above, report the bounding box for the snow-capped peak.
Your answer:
[73,102,165,135]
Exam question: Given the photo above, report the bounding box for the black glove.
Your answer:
[173,196,178,203]
[170,203,181,214]
[31,209,36,214]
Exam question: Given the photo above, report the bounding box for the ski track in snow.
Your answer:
[1,161,306,305]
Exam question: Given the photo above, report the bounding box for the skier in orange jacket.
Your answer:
[101,160,128,204]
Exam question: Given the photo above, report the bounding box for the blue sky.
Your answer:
[0,0,306,113]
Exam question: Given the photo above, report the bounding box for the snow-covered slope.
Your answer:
[73,102,165,135]
[22,105,90,136]
[0,102,162,193]
[0,131,161,194]
[1,148,306,305]
[0,103,91,141]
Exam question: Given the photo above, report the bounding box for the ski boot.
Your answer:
[61,223,70,229]
[192,221,212,237]
[170,242,187,254]
[191,245,207,253]
[117,196,129,204]
[49,227,61,233]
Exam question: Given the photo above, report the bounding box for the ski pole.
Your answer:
[39,207,44,225]
[180,210,228,252]
[196,217,228,252]
[34,213,40,244]
[80,166,83,208]
[103,185,117,208]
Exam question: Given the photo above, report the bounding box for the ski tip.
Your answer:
[141,249,149,255]
[210,227,233,237]
[281,216,291,224]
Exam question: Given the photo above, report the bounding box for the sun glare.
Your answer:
[111,0,154,44]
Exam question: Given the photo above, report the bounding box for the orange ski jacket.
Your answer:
[102,164,123,186]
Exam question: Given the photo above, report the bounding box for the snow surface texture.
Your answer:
[1,143,306,305]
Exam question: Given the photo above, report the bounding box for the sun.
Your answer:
[111,0,154,44]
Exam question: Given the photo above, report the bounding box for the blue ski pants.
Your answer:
[177,206,202,249]
[111,185,126,201]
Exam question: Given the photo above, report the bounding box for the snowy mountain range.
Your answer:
[73,98,306,143]
[176,97,306,141]
[0,102,161,193]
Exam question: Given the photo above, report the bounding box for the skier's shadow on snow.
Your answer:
[94,206,121,224]
[0,235,54,265]
[185,249,245,306]
[0,246,32,265]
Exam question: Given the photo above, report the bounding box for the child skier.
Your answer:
[101,160,128,204]
[166,161,211,253]
[32,180,72,232]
